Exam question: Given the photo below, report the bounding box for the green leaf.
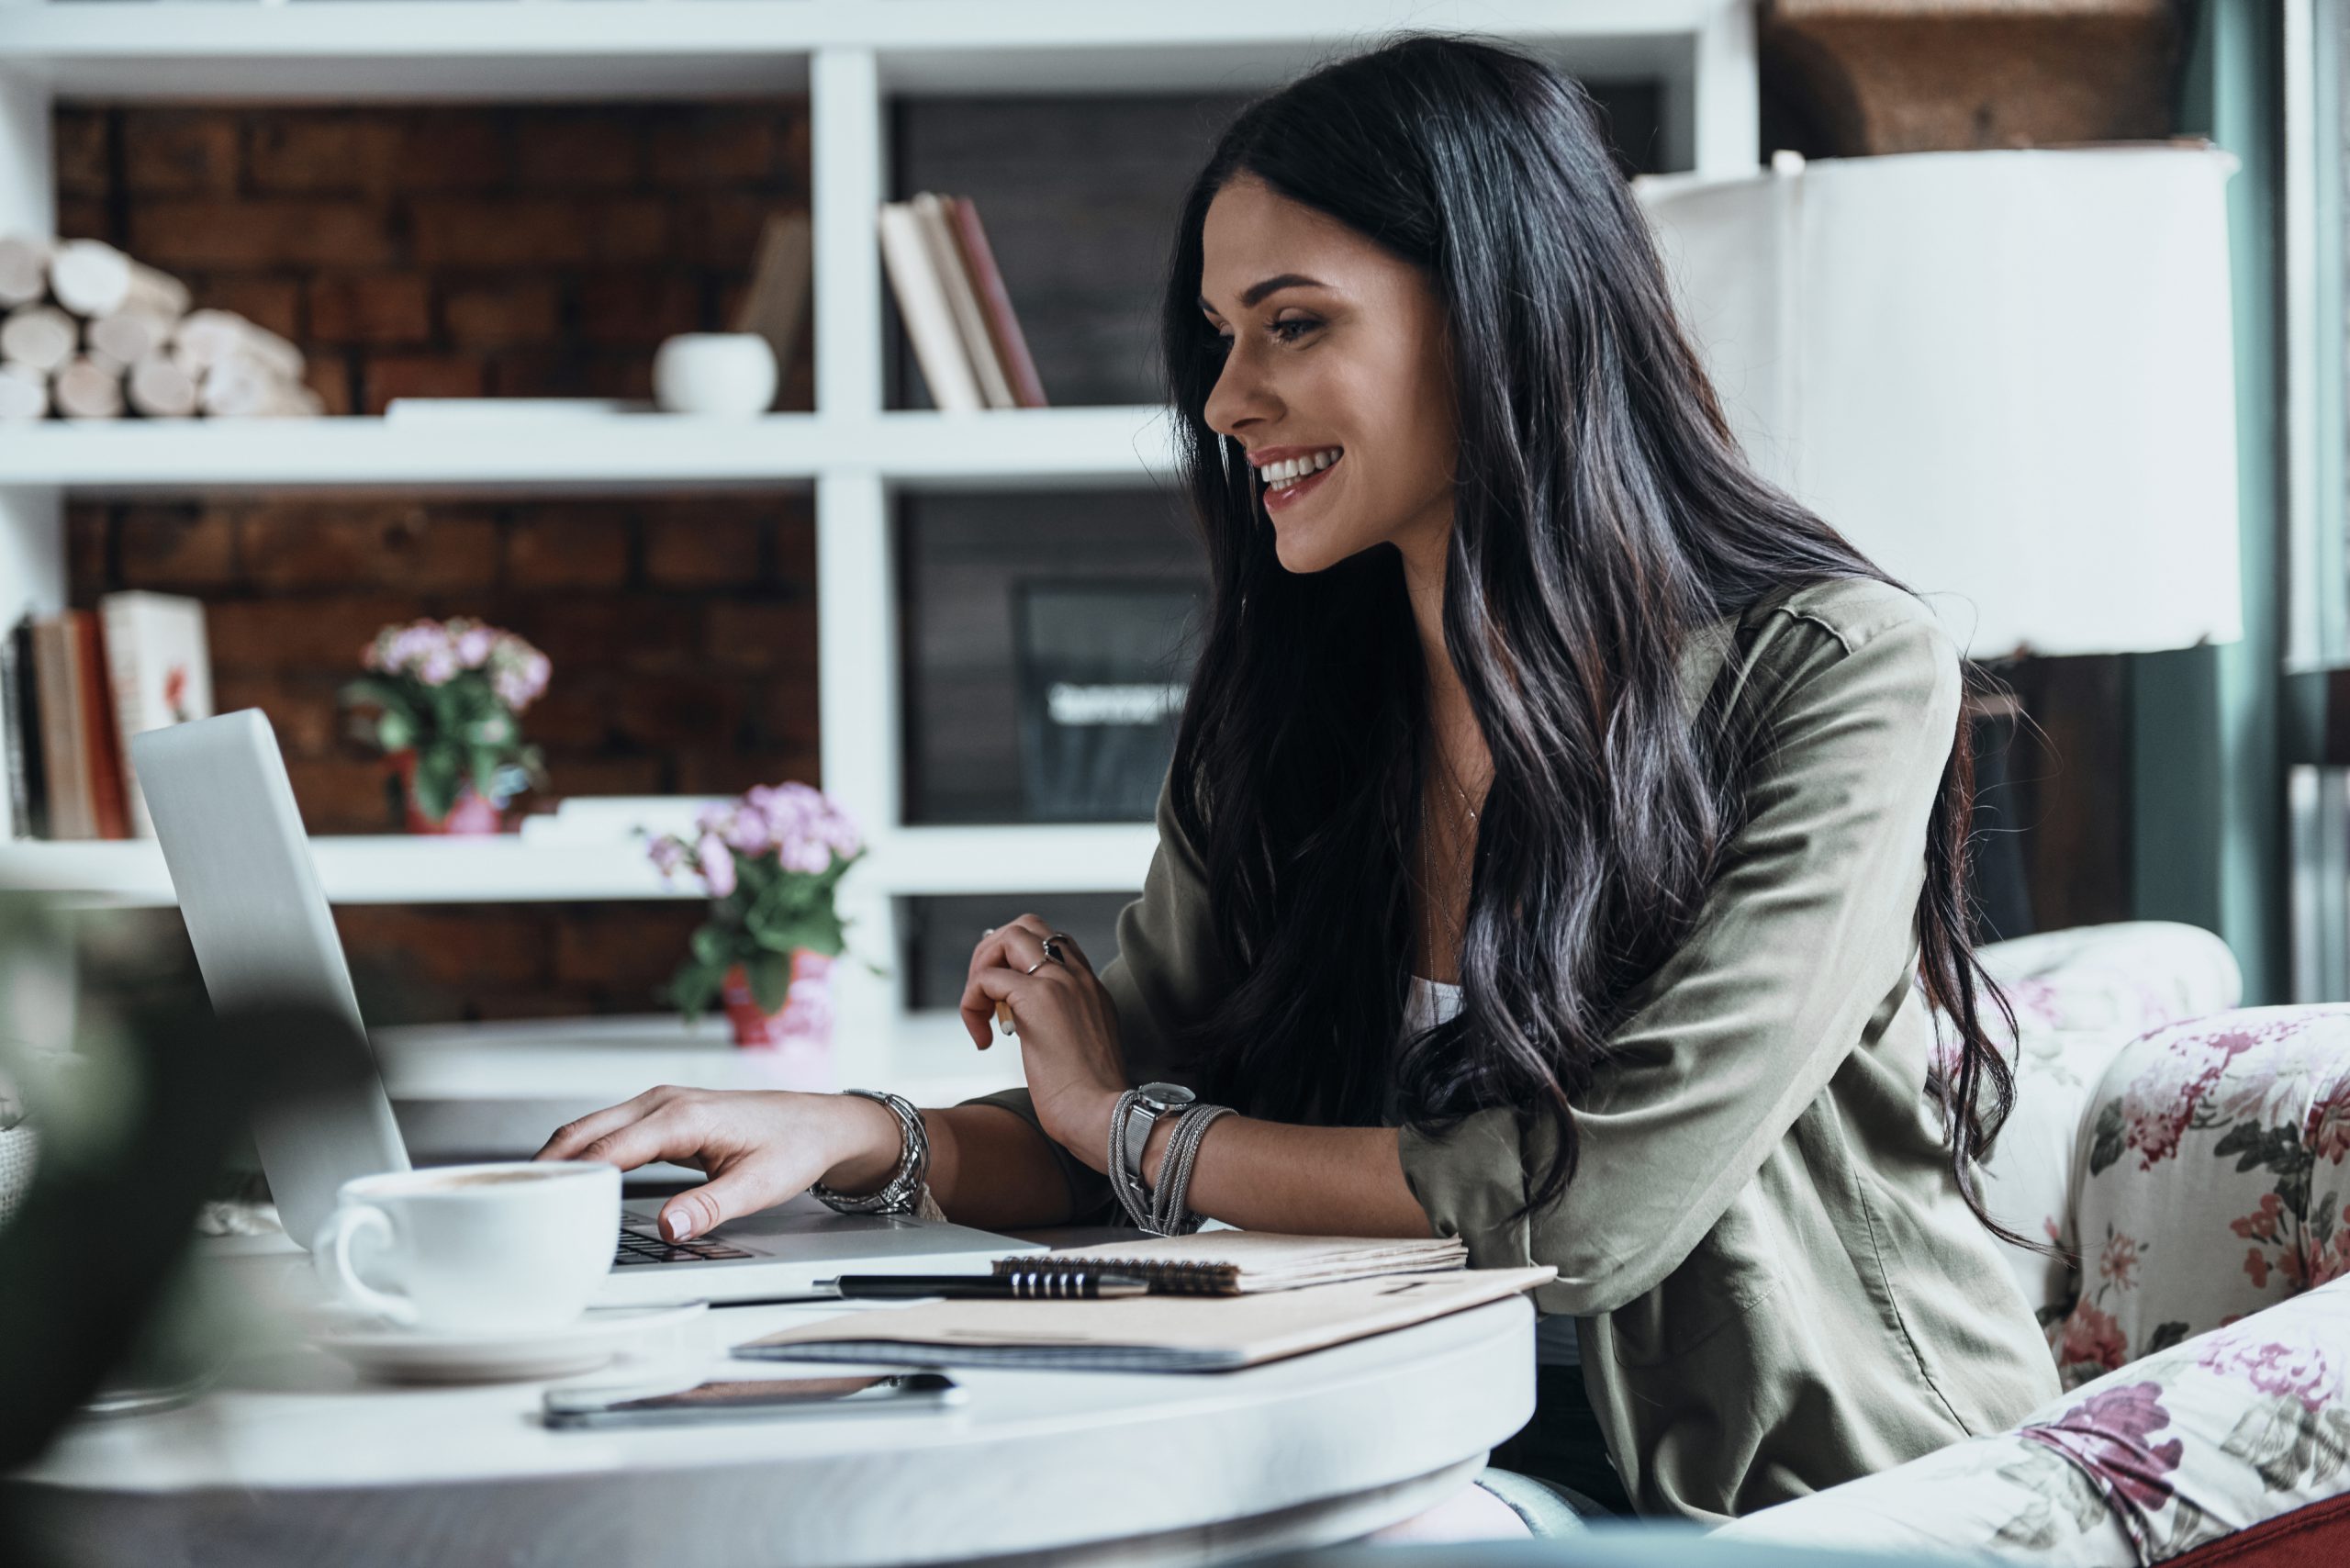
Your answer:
[411,749,464,823]
[666,956,724,1020]
[746,951,792,1013]
[2087,1099,2126,1176]
[688,925,732,967]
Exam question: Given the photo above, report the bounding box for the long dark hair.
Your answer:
[1156,34,2025,1238]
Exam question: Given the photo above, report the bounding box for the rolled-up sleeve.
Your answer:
[1398,596,1963,1316]
[960,772,1231,1218]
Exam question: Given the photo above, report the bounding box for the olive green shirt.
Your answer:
[968,577,2059,1520]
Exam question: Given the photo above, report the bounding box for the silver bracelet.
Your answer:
[1150,1104,1233,1236]
[810,1090,930,1215]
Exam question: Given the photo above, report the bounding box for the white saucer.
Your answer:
[313,1302,708,1384]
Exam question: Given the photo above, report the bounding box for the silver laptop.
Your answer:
[132,709,1039,1305]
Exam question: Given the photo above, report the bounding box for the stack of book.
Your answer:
[2,592,214,841]
[878,194,1047,412]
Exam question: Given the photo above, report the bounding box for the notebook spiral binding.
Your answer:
[991,1258,1240,1296]
[993,1267,1159,1299]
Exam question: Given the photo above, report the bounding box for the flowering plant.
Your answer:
[649,783,865,1019]
[341,618,551,826]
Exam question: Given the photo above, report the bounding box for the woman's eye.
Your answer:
[1271,318,1320,342]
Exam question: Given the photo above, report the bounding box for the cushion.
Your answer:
[2049,1006,2350,1388]
[1719,1276,2350,1565]
[1962,923,2244,1319]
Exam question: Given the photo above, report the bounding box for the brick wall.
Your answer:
[57,101,822,1023]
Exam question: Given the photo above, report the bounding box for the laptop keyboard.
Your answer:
[613,1223,755,1268]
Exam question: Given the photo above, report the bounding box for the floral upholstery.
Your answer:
[1718,1275,2350,1566]
[1960,924,2244,1318]
[2047,1006,2350,1391]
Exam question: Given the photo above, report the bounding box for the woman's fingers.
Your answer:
[571,1102,711,1175]
[965,913,1056,989]
[534,1085,686,1162]
[659,1164,783,1243]
[960,962,1046,1045]
[960,962,1024,1047]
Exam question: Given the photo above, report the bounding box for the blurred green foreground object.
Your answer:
[0,895,369,1482]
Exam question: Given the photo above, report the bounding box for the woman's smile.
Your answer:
[1256,445,1345,512]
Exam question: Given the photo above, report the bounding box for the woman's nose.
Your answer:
[1203,341,1275,440]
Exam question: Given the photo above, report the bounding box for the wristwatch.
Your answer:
[1120,1081,1197,1187]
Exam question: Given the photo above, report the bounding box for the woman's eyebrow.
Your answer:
[1198,273,1331,314]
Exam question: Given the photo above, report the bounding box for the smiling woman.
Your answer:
[538,32,2060,1540]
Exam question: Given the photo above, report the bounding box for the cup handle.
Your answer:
[318,1204,417,1327]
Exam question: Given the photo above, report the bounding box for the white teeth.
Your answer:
[1262,449,1341,490]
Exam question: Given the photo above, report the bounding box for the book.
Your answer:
[99,590,214,838]
[733,1265,1552,1373]
[878,200,983,411]
[912,192,1015,409]
[0,621,41,846]
[946,196,1048,409]
[29,614,94,841]
[731,211,813,386]
[992,1232,1470,1295]
[74,612,130,840]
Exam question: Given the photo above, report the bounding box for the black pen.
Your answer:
[715,1271,1152,1305]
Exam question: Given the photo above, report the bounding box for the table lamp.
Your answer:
[1634,144,2243,661]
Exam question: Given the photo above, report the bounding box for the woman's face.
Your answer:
[1198,174,1458,576]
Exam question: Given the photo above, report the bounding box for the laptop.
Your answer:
[132,709,1042,1305]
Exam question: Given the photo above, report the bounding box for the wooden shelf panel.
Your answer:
[0,407,1178,495]
[4,2,1716,100]
[0,821,1158,905]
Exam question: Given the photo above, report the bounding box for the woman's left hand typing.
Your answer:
[959,914,1128,1167]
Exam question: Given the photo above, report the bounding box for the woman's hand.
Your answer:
[533,1087,901,1243]
[961,914,1127,1169]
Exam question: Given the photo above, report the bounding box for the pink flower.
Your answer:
[647,836,688,879]
[2020,1382,2183,1513]
[2312,1085,2350,1165]
[697,833,737,899]
[2199,1336,2337,1413]
[2232,1193,2285,1243]
[717,806,772,855]
[2098,1232,2143,1292]
[2055,1300,2129,1385]
[454,624,496,666]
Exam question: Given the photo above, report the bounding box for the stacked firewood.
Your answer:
[0,235,322,421]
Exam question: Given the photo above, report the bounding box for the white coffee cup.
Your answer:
[652,332,778,416]
[314,1161,620,1334]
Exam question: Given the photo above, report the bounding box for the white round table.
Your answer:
[10,1251,1537,1567]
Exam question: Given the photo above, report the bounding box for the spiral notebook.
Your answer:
[989,1231,1469,1295]
[733,1264,1552,1373]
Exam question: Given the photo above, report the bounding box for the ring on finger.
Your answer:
[1038,935,1068,966]
[1022,957,1048,976]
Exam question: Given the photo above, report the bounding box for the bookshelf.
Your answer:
[0,0,1760,1075]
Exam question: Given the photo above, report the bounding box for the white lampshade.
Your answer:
[1636,145,2243,659]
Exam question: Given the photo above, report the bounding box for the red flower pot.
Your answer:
[392,752,505,835]
[721,951,836,1059]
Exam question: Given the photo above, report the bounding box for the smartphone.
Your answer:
[543,1372,962,1430]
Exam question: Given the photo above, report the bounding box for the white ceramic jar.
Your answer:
[652,332,779,416]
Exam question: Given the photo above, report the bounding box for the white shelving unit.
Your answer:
[0,0,1758,1074]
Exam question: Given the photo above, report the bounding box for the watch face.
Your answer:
[1138,1082,1196,1112]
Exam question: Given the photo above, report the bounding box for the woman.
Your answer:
[538,35,2060,1529]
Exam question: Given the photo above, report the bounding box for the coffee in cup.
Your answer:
[315,1160,620,1334]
